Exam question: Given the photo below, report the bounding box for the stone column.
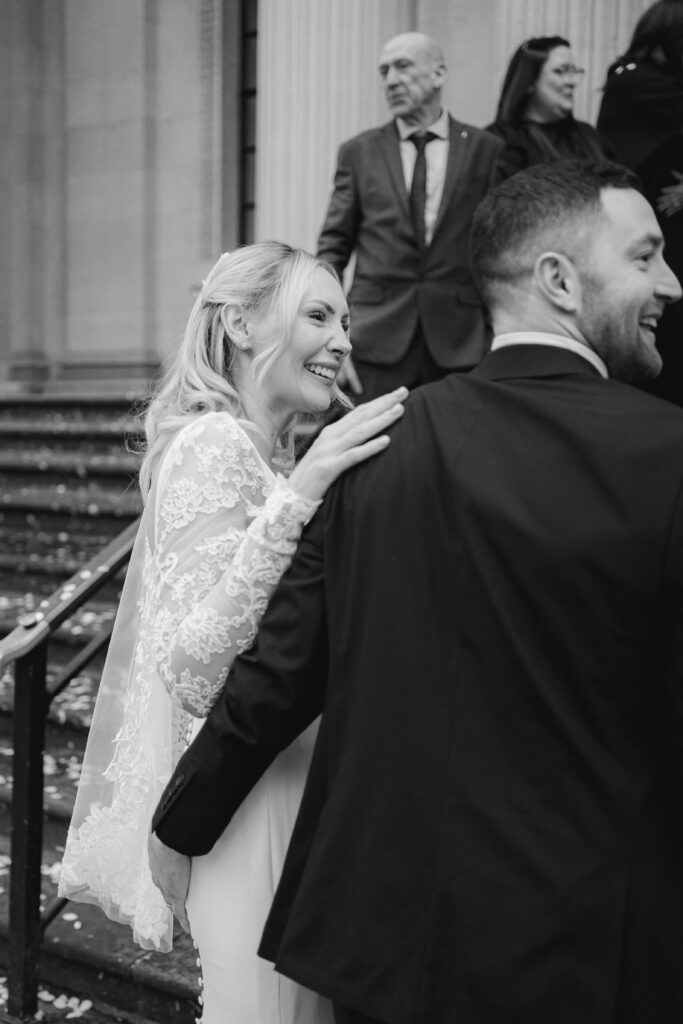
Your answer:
[1,0,58,387]
[416,0,653,127]
[1,0,231,393]
[255,0,416,252]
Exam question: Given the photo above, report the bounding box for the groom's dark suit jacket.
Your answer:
[317,117,502,370]
[154,345,683,1024]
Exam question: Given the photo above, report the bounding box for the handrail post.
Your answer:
[7,646,48,1020]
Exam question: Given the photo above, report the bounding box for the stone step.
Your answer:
[0,480,142,518]
[0,657,101,735]
[0,714,85,821]
[0,545,128,589]
[0,544,120,578]
[0,984,163,1024]
[0,398,196,1021]
[0,586,120,634]
[0,585,123,650]
[0,509,140,563]
[0,450,141,477]
[0,505,140,535]
[0,718,199,1023]
[0,419,141,442]
[0,393,144,414]
[0,822,200,1024]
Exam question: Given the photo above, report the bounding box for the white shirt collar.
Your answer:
[396,108,449,141]
[491,332,609,379]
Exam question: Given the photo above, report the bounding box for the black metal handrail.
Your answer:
[0,519,139,1022]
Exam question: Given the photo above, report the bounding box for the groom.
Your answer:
[151,160,683,1024]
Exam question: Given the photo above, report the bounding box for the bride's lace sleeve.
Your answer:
[151,412,320,718]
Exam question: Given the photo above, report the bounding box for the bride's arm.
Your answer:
[153,413,320,717]
[154,391,406,717]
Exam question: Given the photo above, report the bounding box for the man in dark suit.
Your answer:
[317,32,502,401]
[150,160,683,1024]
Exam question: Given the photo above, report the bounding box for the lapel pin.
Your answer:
[460,130,468,138]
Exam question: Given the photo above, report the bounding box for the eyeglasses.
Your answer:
[549,65,585,79]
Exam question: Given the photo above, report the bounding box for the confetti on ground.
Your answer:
[36,991,94,1019]
[41,861,62,885]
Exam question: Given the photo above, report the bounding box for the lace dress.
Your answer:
[59,412,333,1024]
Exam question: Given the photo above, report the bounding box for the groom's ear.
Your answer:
[534,251,581,313]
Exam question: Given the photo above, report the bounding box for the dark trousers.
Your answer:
[352,325,462,404]
[333,1004,385,1024]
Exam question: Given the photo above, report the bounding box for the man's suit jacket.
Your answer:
[154,346,683,1024]
[317,117,502,369]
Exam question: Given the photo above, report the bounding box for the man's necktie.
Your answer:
[409,131,437,250]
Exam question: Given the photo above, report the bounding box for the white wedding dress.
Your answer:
[59,411,333,1024]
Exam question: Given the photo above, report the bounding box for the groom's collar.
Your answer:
[491,332,608,379]
[473,337,607,382]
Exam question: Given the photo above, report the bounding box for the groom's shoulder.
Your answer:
[353,375,478,478]
[403,372,482,428]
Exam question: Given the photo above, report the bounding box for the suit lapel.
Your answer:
[430,116,468,245]
[378,121,410,219]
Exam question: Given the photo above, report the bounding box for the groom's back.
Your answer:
[272,359,683,1024]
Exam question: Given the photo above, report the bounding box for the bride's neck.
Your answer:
[240,392,292,467]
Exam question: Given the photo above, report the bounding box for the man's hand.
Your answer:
[147,831,192,934]
[657,171,683,217]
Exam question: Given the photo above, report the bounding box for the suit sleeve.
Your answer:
[657,476,683,786]
[151,508,329,856]
[316,140,361,277]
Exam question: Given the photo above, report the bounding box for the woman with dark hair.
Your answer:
[487,36,608,182]
[598,0,683,406]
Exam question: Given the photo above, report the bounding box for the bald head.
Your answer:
[379,33,447,127]
[383,32,445,65]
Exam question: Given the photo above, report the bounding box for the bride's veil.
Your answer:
[58,492,175,951]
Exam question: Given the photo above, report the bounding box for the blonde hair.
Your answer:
[139,241,349,498]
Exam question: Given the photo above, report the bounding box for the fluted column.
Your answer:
[380,0,655,128]
[255,0,415,251]
[487,0,652,124]
[1,0,56,385]
[1,0,227,392]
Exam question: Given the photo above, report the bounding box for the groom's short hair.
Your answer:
[469,160,642,307]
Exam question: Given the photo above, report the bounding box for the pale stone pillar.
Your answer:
[416,0,653,128]
[1,0,57,385]
[1,0,231,391]
[58,0,222,385]
[255,0,416,252]
[416,0,498,128]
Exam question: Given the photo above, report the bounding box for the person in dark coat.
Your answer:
[598,0,683,406]
[315,32,502,403]
[487,36,609,182]
[148,159,683,1024]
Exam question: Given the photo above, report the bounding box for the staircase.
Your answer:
[0,394,201,1024]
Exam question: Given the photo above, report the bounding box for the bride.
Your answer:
[58,241,406,1024]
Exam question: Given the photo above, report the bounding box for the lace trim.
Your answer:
[60,412,319,950]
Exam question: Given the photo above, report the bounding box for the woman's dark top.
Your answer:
[486,116,610,182]
[597,58,683,407]
[597,58,683,170]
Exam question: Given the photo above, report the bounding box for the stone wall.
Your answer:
[1,0,656,390]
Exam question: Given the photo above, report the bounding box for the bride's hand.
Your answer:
[148,831,192,933]
[289,386,408,502]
